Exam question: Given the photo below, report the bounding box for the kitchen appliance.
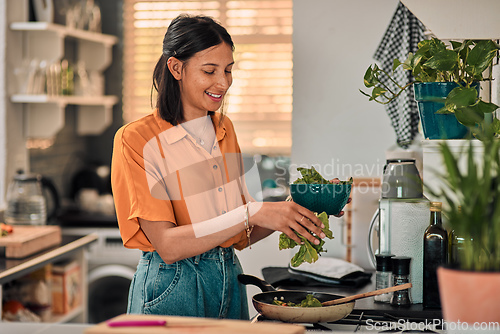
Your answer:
[368,159,430,304]
[4,170,60,225]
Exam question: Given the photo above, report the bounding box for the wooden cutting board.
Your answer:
[0,225,61,258]
[84,314,305,334]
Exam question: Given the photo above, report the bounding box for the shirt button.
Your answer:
[218,187,223,192]
[222,210,226,214]
[213,146,217,150]
[213,165,218,170]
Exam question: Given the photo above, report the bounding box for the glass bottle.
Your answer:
[423,202,448,309]
[374,254,394,303]
[391,256,412,307]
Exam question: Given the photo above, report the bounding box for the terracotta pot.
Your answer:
[437,267,500,323]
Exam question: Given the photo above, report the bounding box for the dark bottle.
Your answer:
[423,202,448,309]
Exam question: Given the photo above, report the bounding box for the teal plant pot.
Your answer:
[414,82,480,140]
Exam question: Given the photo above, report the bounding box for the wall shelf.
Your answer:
[10,22,118,45]
[11,95,118,137]
[11,94,118,106]
[9,22,119,138]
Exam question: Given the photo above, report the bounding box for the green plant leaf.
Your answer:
[279,232,298,250]
[475,100,499,114]
[455,106,484,127]
[317,212,333,239]
[466,40,500,77]
[446,87,478,109]
[371,86,388,101]
[424,49,459,72]
[363,66,378,88]
[295,166,330,184]
[439,143,461,190]
[281,211,334,267]
[392,58,402,72]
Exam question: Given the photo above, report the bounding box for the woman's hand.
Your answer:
[249,201,325,246]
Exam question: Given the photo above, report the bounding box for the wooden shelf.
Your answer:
[11,94,118,107]
[51,305,84,324]
[10,95,118,137]
[9,22,119,138]
[10,22,118,46]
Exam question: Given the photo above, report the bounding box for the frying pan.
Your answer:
[238,274,411,323]
[238,274,355,323]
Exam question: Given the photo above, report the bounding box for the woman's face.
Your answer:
[177,42,234,120]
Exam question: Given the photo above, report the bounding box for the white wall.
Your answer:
[238,0,400,316]
[291,0,398,180]
[291,0,399,259]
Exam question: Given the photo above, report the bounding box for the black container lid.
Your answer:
[392,256,412,275]
[375,254,395,271]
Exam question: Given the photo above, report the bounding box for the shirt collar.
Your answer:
[154,109,227,144]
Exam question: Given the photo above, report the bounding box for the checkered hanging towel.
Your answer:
[373,2,425,148]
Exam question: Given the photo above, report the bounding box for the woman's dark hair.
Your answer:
[152,14,235,125]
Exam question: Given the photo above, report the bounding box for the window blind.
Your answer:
[123,0,293,155]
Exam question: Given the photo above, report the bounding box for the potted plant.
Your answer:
[426,128,500,323]
[361,38,500,140]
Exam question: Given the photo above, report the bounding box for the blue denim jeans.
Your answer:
[127,246,249,320]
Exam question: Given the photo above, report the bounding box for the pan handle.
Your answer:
[237,274,277,292]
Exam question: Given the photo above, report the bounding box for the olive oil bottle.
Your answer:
[423,202,448,309]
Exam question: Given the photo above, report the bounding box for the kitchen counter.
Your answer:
[1,232,98,323]
[0,322,91,334]
[0,233,98,284]
[264,270,442,321]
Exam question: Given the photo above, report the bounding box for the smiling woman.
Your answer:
[122,0,293,155]
[111,13,331,321]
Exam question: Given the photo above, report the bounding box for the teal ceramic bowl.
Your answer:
[290,183,352,215]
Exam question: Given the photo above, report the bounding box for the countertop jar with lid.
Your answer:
[4,171,47,225]
[374,253,395,303]
[391,256,412,307]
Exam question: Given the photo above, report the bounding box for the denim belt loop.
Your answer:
[142,251,153,260]
[194,253,201,265]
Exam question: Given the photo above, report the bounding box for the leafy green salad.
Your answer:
[272,294,323,308]
[293,166,353,185]
[279,211,334,267]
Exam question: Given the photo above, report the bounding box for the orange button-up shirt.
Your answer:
[111,110,249,252]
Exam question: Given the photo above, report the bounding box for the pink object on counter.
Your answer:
[107,319,167,327]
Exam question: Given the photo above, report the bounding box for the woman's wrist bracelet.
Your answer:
[244,202,254,249]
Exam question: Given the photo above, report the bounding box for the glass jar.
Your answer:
[4,170,47,225]
[374,253,394,303]
[391,256,412,307]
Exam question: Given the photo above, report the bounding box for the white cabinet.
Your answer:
[9,22,118,138]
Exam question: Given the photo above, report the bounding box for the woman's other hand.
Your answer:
[249,201,325,246]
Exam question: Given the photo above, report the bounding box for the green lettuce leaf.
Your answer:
[279,211,335,267]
